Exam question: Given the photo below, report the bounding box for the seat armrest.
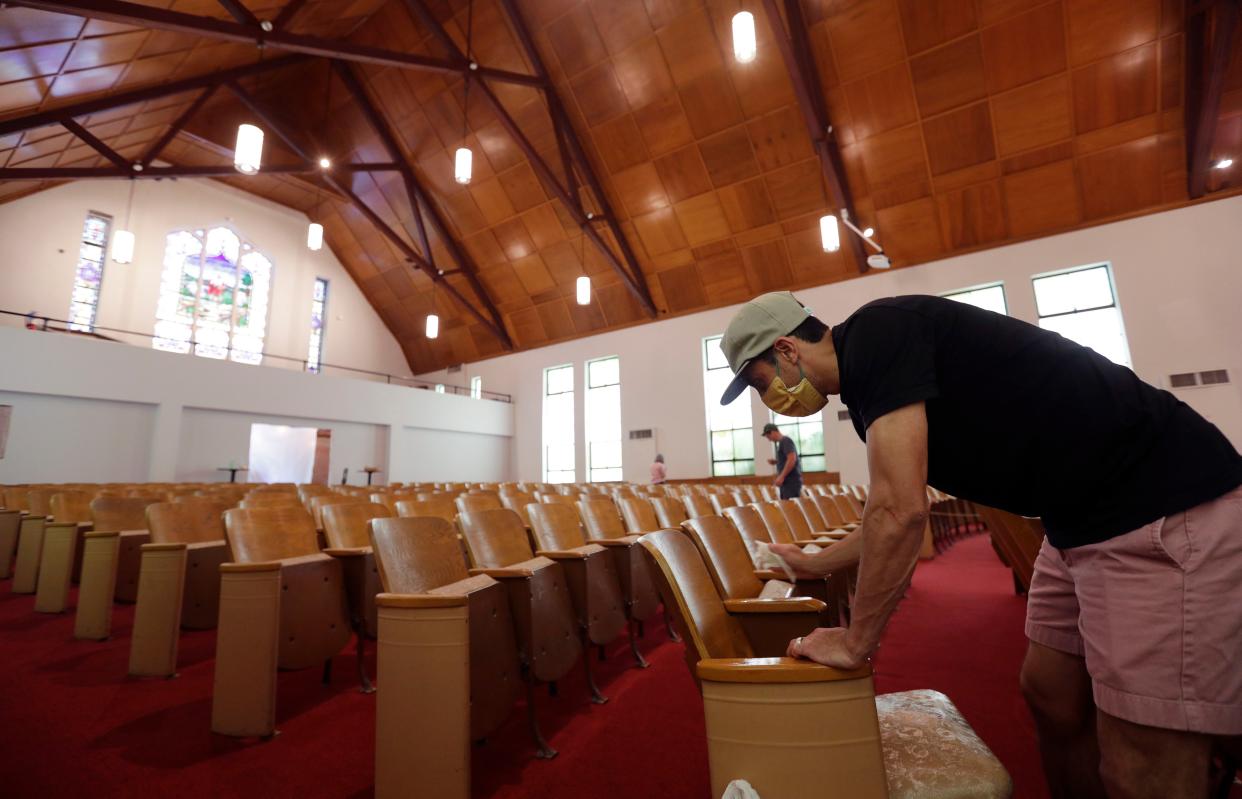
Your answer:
[84,530,120,540]
[376,592,467,609]
[186,539,227,553]
[141,542,187,552]
[696,656,871,683]
[221,561,281,574]
[593,535,642,547]
[324,546,371,558]
[724,597,827,614]
[535,543,605,560]
[468,567,534,579]
[754,569,787,581]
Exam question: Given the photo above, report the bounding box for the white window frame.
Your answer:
[542,364,575,483]
[703,335,755,477]
[1031,263,1132,368]
[940,281,1008,315]
[585,356,622,483]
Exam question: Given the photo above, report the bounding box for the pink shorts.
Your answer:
[1025,484,1242,735]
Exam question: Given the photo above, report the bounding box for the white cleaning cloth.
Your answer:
[746,539,822,581]
[721,779,761,799]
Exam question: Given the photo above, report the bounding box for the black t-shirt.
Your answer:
[832,295,1242,548]
[777,436,801,482]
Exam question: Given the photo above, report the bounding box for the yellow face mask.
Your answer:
[761,359,827,417]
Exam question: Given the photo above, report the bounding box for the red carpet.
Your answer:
[0,535,1056,797]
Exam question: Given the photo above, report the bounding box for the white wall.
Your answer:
[0,327,513,485]
[0,178,410,378]
[419,196,1242,484]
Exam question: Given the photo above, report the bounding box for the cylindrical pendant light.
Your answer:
[732,11,757,64]
[307,222,324,251]
[111,229,135,264]
[234,123,263,174]
[454,146,473,185]
[425,313,440,339]
[576,275,591,305]
[819,213,840,252]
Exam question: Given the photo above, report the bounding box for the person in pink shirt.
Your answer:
[650,454,667,485]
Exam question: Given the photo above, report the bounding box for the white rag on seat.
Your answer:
[746,539,823,580]
[721,779,761,799]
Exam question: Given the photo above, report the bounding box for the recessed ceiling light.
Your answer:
[318,157,331,169]
[1213,158,1233,169]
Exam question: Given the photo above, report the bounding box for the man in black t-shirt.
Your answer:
[719,291,1242,798]
[762,422,801,498]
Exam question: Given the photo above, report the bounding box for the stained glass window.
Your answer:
[307,278,328,373]
[69,212,111,332]
[153,226,271,365]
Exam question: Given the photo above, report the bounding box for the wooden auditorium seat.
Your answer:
[753,502,803,545]
[618,496,663,534]
[394,497,456,523]
[812,492,860,531]
[652,496,689,529]
[527,501,648,669]
[709,491,744,516]
[499,490,536,524]
[578,497,674,641]
[321,501,394,693]
[975,505,1045,593]
[211,506,352,737]
[455,492,503,516]
[368,516,522,799]
[73,496,162,640]
[776,499,849,543]
[639,529,1011,799]
[682,494,715,519]
[457,507,585,757]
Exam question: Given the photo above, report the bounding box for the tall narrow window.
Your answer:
[543,364,575,483]
[306,278,328,373]
[585,356,622,482]
[470,375,482,399]
[769,410,826,473]
[1033,264,1131,368]
[942,282,1007,315]
[703,336,755,476]
[435,384,445,394]
[69,212,111,332]
[153,226,271,364]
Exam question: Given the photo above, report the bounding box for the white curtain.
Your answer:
[248,423,317,483]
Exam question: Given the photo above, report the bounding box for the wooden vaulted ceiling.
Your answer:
[0,0,1240,374]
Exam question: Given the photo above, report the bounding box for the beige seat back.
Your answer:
[394,497,456,523]
[652,496,689,529]
[619,497,661,533]
[578,498,626,540]
[146,500,230,545]
[90,496,157,531]
[527,502,588,551]
[683,515,765,600]
[27,487,57,515]
[224,506,319,563]
[457,508,533,569]
[322,502,392,550]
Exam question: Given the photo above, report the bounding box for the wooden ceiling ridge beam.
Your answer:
[0,53,305,137]
[1186,0,1240,198]
[272,0,310,30]
[215,0,259,27]
[8,0,543,87]
[492,0,658,316]
[60,118,130,170]
[331,59,514,350]
[761,0,868,273]
[139,84,220,167]
[225,80,513,347]
[0,163,402,179]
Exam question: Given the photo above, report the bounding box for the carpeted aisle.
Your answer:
[0,535,1053,798]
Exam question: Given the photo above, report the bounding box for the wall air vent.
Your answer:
[446,364,463,374]
[628,429,653,440]
[837,410,851,422]
[1200,369,1230,385]
[1169,372,1199,388]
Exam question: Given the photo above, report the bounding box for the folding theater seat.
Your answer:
[975,505,1044,593]
[535,491,575,505]
[709,491,744,516]
[0,509,21,579]
[26,487,57,517]
[683,515,850,630]
[639,530,1012,799]
[499,490,536,525]
[617,496,663,534]
[211,505,352,737]
[753,502,809,546]
[455,492,503,516]
[775,499,850,543]
[456,508,590,744]
[527,502,647,669]
[321,501,394,692]
[577,497,673,641]
[368,517,522,798]
[651,496,689,529]
[725,504,792,550]
[73,496,163,640]
[395,497,456,523]
[682,494,715,519]
[813,492,860,531]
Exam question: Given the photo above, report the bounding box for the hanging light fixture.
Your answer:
[426,279,440,339]
[819,213,840,252]
[732,11,757,64]
[234,123,264,175]
[112,178,137,264]
[454,0,475,185]
[576,275,591,305]
[575,213,591,305]
[307,68,330,252]
[306,222,324,251]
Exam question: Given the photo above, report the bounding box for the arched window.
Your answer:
[153,226,272,364]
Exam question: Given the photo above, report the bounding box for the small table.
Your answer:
[218,466,248,483]
[362,467,381,486]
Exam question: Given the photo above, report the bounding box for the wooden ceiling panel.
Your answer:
[980,2,1067,94]
[910,35,989,118]
[923,101,997,175]
[823,0,906,82]
[897,0,978,56]
[1077,135,1162,219]
[1071,43,1158,134]
[992,74,1073,157]
[1065,0,1160,66]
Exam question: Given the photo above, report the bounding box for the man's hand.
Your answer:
[788,627,866,670]
[766,457,777,466]
[768,542,827,579]
[773,474,784,486]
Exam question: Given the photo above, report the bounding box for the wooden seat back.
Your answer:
[527,502,588,551]
[224,506,319,563]
[499,491,535,524]
[813,493,850,528]
[27,487,57,515]
[836,494,864,524]
[309,494,363,529]
[795,496,829,531]
[370,516,471,594]
[652,496,689,528]
[90,496,157,531]
[457,508,533,569]
[455,493,503,517]
[322,502,392,550]
[147,500,230,545]
[682,494,715,519]
[723,505,775,549]
[394,497,456,523]
[709,492,743,516]
[51,490,93,523]
[976,505,1044,591]
[239,493,300,509]
[536,491,574,504]
[619,497,661,533]
[754,502,798,544]
[777,500,817,541]
[577,497,626,540]
[683,515,765,600]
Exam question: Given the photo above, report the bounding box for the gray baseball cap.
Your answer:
[718,291,812,405]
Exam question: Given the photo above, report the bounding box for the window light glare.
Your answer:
[732,11,757,64]
[1214,157,1233,169]
[576,275,591,305]
[454,146,473,185]
[111,229,135,264]
[425,313,439,339]
[233,123,263,174]
[819,213,840,253]
[306,222,323,251]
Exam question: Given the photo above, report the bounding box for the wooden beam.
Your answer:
[407,0,658,317]
[1186,0,1240,198]
[332,60,513,350]
[61,118,130,170]
[139,84,218,167]
[0,54,303,137]
[215,0,259,26]
[0,163,400,179]
[9,0,543,87]
[762,0,869,273]
[272,0,310,29]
